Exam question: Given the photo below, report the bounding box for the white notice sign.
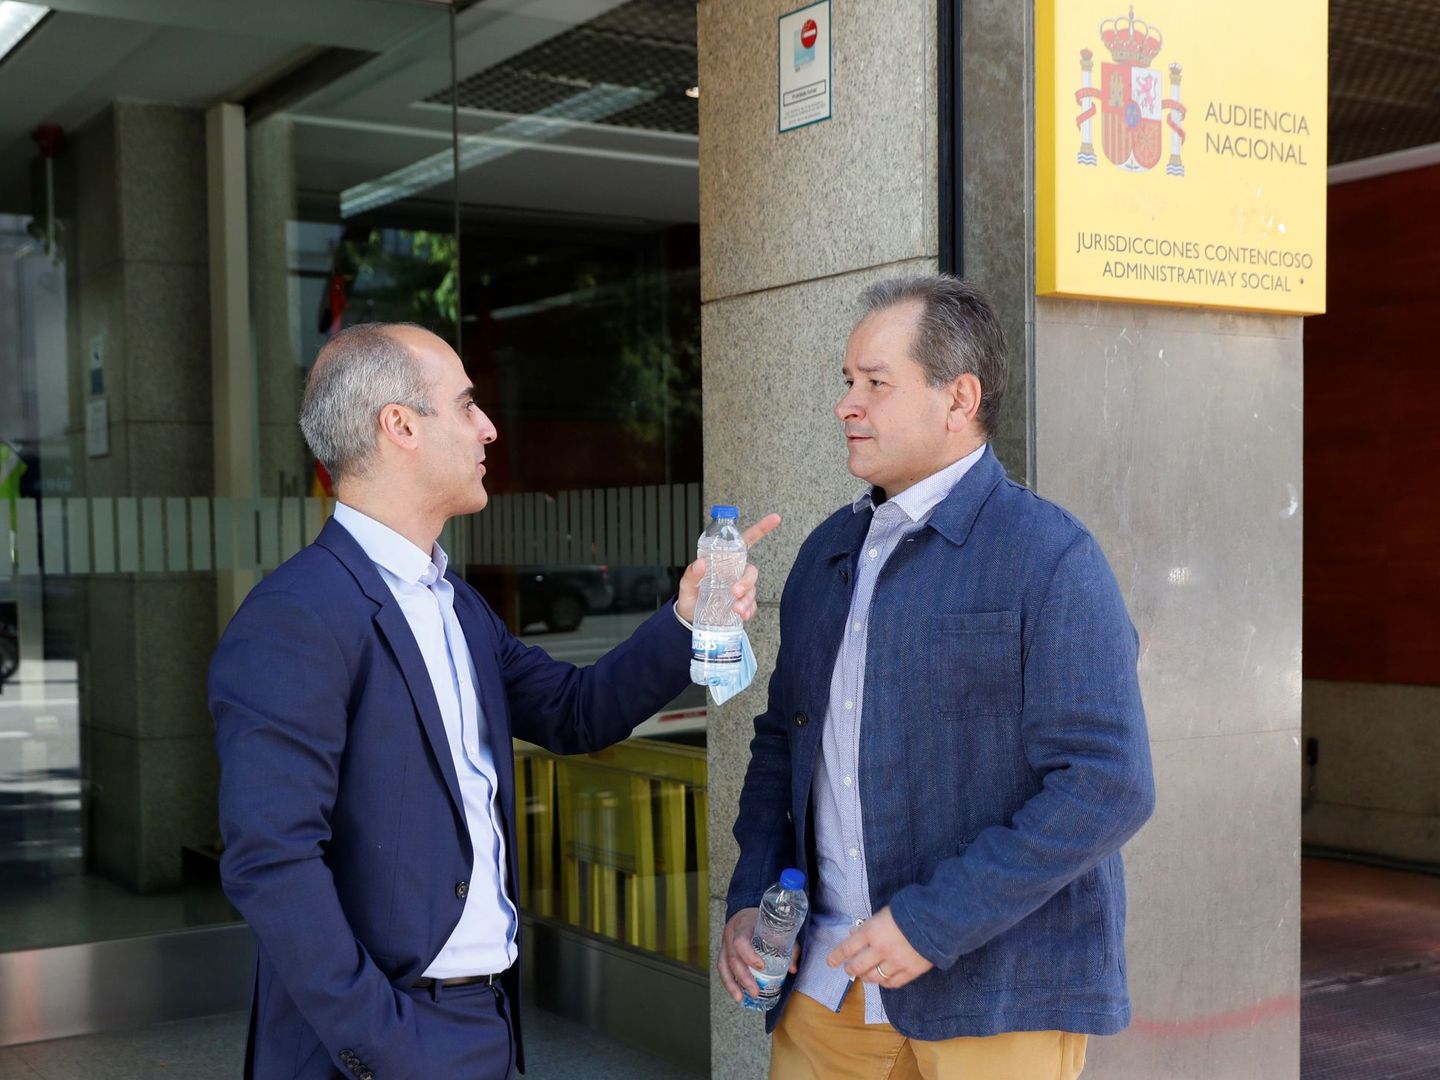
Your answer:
[778,1,831,133]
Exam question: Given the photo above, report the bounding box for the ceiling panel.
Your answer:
[1329,0,1440,164]
[37,0,447,53]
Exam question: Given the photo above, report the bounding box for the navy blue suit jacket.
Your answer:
[211,518,691,1078]
[727,446,1155,1039]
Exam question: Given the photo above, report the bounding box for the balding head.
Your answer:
[299,323,440,481]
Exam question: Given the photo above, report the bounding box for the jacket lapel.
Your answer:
[316,519,466,824]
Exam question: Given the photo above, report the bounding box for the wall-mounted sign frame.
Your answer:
[779,1,831,133]
[1036,1,1327,314]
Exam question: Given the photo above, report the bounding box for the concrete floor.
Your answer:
[0,1006,706,1080]
[1302,856,1440,1079]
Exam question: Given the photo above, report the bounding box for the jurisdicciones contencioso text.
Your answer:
[1074,232,1316,292]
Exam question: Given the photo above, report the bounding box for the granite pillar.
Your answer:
[1033,300,1302,1078]
[699,1,938,1074]
[67,103,218,893]
[248,116,306,498]
[700,2,1301,1079]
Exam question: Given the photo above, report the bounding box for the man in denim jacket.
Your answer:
[718,275,1155,1079]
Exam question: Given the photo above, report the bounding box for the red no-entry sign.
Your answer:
[800,19,818,49]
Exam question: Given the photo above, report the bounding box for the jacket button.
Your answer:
[359,1071,375,1080]
[339,1049,355,1064]
[455,880,469,899]
[793,712,808,727]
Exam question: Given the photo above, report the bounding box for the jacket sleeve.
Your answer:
[211,589,421,1080]
[887,532,1156,970]
[724,641,797,918]
[474,592,693,754]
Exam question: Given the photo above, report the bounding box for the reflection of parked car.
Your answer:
[517,566,614,633]
[464,567,612,634]
[608,565,683,614]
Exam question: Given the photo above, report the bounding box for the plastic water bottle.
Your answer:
[690,505,747,686]
[742,868,809,1011]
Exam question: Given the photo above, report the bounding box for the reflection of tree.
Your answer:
[615,329,700,447]
[342,229,458,332]
[608,272,701,470]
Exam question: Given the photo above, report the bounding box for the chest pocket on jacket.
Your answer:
[930,611,1021,719]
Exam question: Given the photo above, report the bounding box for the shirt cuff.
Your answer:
[671,601,694,632]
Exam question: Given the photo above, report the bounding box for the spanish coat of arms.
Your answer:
[1075,6,1186,175]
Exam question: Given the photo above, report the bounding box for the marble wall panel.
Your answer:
[709,895,773,1079]
[87,726,141,889]
[133,578,218,740]
[698,0,936,302]
[135,733,221,892]
[87,727,220,894]
[125,421,214,497]
[60,102,221,896]
[114,103,208,268]
[1034,299,1301,1078]
[1034,301,1304,745]
[249,116,306,496]
[960,0,1033,482]
[1094,730,1299,1079]
[83,579,138,740]
[71,109,119,283]
[707,600,781,903]
[122,260,211,425]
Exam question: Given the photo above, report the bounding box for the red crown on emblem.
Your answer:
[1099,5,1163,67]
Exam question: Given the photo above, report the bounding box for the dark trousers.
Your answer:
[397,979,517,1080]
[283,978,517,1079]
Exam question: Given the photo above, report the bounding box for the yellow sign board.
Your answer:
[1036,1,1327,314]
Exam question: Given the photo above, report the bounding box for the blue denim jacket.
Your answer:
[727,446,1155,1039]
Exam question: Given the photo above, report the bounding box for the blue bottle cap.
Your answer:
[779,868,806,891]
[711,504,739,520]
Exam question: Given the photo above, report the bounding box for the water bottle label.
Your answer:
[751,966,785,1002]
[691,628,742,666]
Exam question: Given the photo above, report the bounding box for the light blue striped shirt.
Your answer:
[794,442,987,1022]
[333,503,518,977]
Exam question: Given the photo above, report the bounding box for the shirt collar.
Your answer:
[332,502,447,586]
[851,441,990,524]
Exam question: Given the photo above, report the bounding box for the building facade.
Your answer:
[7,2,1436,1078]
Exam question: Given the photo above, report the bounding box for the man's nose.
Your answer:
[835,392,862,422]
[477,410,498,444]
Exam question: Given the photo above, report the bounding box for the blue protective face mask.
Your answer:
[705,630,757,706]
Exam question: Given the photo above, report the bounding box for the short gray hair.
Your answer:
[299,322,436,480]
[857,274,1008,433]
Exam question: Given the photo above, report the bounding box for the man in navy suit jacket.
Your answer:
[211,322,778,1079]
[716,276,1153,1079]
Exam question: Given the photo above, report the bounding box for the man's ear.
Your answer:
[377,404,420,451]
[947,373,983,432]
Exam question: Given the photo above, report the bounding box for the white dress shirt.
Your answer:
[333,502,517,977]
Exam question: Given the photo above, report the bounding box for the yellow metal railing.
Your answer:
[514,737,707,968]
